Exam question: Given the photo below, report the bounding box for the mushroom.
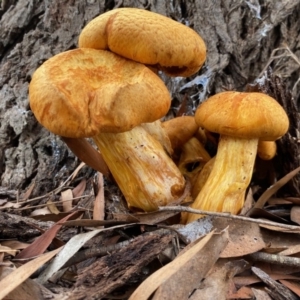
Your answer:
[29,48,185,211]
[78,8,206,77]
[183,91,289,223]
[257,140,277,160]
[162,116,199,151]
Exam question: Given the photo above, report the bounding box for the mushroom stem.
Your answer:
[93,125,186,211]
[183,136,258,223]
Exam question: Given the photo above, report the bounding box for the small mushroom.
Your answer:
[257,140,277,160]
[29,48,185,211]
[78,8,206,77]
[162,116,199,151]
[183,91,289,223]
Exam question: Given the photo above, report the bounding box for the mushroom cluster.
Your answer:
[182,91,289,223]
[29,8,289,221]
[29,8,206,212]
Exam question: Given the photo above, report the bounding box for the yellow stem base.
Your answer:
[94,125,186,211]
[183,136,258,223]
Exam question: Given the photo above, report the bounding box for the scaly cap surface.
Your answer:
[79,8,206,77]
[29,48,171,138]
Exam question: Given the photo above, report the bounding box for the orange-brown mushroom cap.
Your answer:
[78,8,206,77]
[29,48,171,138]
[195,91,289,141]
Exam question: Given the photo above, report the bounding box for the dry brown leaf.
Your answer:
[210,218,266,258]
[129,229,229,300]
[0,265,49,300]
[290,206,300,225]
[61,189,73,212]
[227,286,253,299]
[254,166,300,209]
[279,244,300,256]
[20,182,35,202]
[0,245,18,256]
[15,212,77,260]
[240,188,254,215]
[72,179,86,198]
[190,260,248,300]
[93,173,105,221]
[260,224,300,233]
[30,207,52,217]
[71,162,86,181]
[0,247,61,299]
[113,210,179,225]
[234,274,300,289]
[31,211,83,222]
[0,202,21,210]
[46,199,60,214]
[1,241,30,250]
[279,279,300,297]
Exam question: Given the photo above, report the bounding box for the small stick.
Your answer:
[158,206,300,231]
[249,252,300,268]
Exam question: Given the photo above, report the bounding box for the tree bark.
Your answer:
[0,0,299,197]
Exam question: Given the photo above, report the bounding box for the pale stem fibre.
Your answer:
[93,125,186,211]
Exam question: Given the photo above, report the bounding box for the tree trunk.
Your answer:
[1,0,299,198]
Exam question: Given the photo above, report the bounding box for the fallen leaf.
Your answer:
[0,247,61,300]
[46,199,60,214]
[1,241,30,250]
[290,206,300,225]
[30,207,51,217]
[72,179,86,198]
[210,217,266,258]
[93,173,105,221]
[0,245,18,256]
[191,260,249,300]
[254,166,300,209]
[20,182,35,202]
[226,286,253,299]
[129,229,229,300]
[61,189,73,212]
[37,223,136,284]
[279,279,300,297]
[15,211,78,260]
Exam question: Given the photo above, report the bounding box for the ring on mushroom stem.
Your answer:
[78,7,206,77]
[29,48,186,211]
[182,91,289,224]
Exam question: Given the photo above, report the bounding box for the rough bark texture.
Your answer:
[1,0,300,197]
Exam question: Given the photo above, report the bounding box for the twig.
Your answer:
[249,252,300,268]
[158,206,300,231]
[12,195,91,211]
